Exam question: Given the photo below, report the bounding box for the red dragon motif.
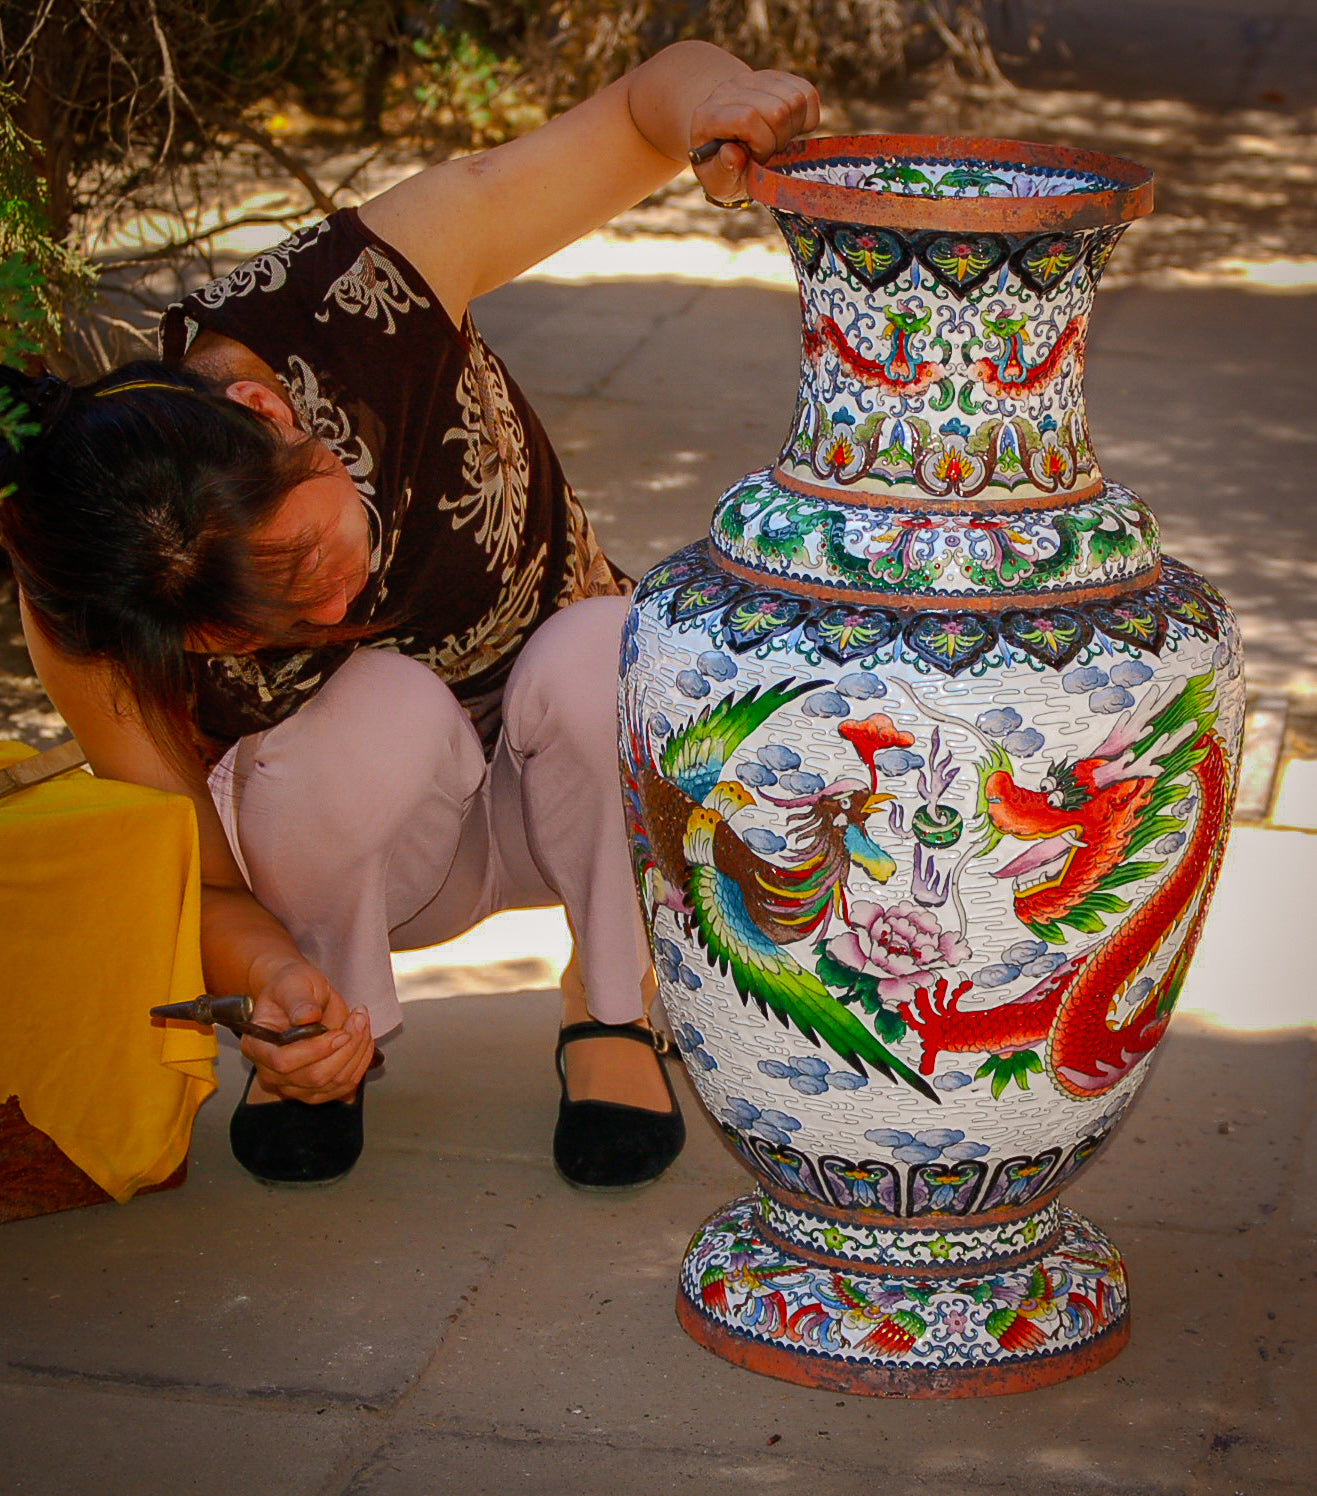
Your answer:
[901,675,1233,1098]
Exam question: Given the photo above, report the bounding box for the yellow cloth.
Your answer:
[0,741,216,1202]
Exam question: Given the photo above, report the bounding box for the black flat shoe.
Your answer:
[229,1067,365,1185]
[553,1020,686,1191]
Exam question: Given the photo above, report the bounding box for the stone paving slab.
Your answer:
[375,1017,1311,1493]
[397,1188,1275,1487]
[0,1381,361,1496]
[0,1051,548,1405]
[1,1000,1311,1494]
[334,1430,1044,1496]
[1065,1019,1312,1234]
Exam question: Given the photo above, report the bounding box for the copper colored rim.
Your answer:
[748,133,1154,233]
[676,1292,1130,1398]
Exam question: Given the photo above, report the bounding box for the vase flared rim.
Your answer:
[748,133,1154,234]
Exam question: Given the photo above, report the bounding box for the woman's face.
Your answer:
[254,443,372,627]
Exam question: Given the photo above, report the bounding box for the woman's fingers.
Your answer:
[241,1007,374,1101]
[244,956,373,1101]
[690,71,821,203]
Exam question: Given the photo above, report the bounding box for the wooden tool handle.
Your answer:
[0,739,88,801]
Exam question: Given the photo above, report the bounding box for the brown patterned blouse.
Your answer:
[160,208,625,756]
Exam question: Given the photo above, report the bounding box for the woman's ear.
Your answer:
[224,378,299,434]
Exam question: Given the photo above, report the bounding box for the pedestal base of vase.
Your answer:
[675,1193,1130,1398]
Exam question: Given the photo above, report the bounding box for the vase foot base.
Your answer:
[676,1193,1130,1398]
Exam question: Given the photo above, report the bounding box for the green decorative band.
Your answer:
[710,469,1161,603]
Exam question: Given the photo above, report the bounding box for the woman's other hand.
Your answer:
[241,957,374,1102]
[687,70,821,205]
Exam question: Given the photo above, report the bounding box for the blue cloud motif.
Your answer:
[801,690,851,718]
[1109,659,1153,687]
[673,1022,716,1071]
[933,1071,973,1091]
[977,707,1022,737]
[836,672,885,699]
[675,669,710,698]
[757,744,801,772]
[916,1129,965,1148]
[828,1071,868,1091]
[788,1074,828,1096]
[1003,727,1045,757]
[864,1128,912,1148]
[621,636,639,670]
[696,650,737,681]
[656,946,681,985]
[650,713,672,738]
[752,1107,804,1147]
[778,770,826,796]
[1090,685,1135,714]
[944,1140,991,1160]
[1155,832,1186,855]
[721,1095,803,1147]
[763,1058,875,1093]
[742,827,787,855]
[1063,665,1108,693]
[723,1097,761,1128]
[1022,952,1067,977]
[1004,939,1046,966]
[736,761,777,788]
[865,1125,990,1166]
[973,963,1019,988]
[677,963,702,990]
[894,1142,941,1164]
[873,747,924,776]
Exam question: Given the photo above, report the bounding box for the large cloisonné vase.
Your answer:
[618,136,1244,1396]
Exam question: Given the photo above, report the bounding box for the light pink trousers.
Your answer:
[209,596,650,1039]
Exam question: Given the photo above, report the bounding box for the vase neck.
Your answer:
[772,210,1127,512]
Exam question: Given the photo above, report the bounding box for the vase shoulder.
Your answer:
[711,469,1160,608]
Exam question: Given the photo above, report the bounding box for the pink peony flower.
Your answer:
[826,899,971,1004]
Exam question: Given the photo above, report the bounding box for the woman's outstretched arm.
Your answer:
[20,598,375,1102]
[358,40,819,321]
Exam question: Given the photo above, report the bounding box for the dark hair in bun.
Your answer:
[0,358,330,762]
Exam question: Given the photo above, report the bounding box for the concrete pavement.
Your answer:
[2,232,1315,1493]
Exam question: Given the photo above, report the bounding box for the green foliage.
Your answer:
[974,1048,1043,1098]
[814,940,907,1041]
[411,22,540,145]
[0,84,94,455]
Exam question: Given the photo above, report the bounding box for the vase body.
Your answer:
[619,136,1244,1396]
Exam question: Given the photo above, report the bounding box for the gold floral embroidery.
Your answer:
[315,247,430,336]
[375,545,547,686]
[437,330,529,580]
